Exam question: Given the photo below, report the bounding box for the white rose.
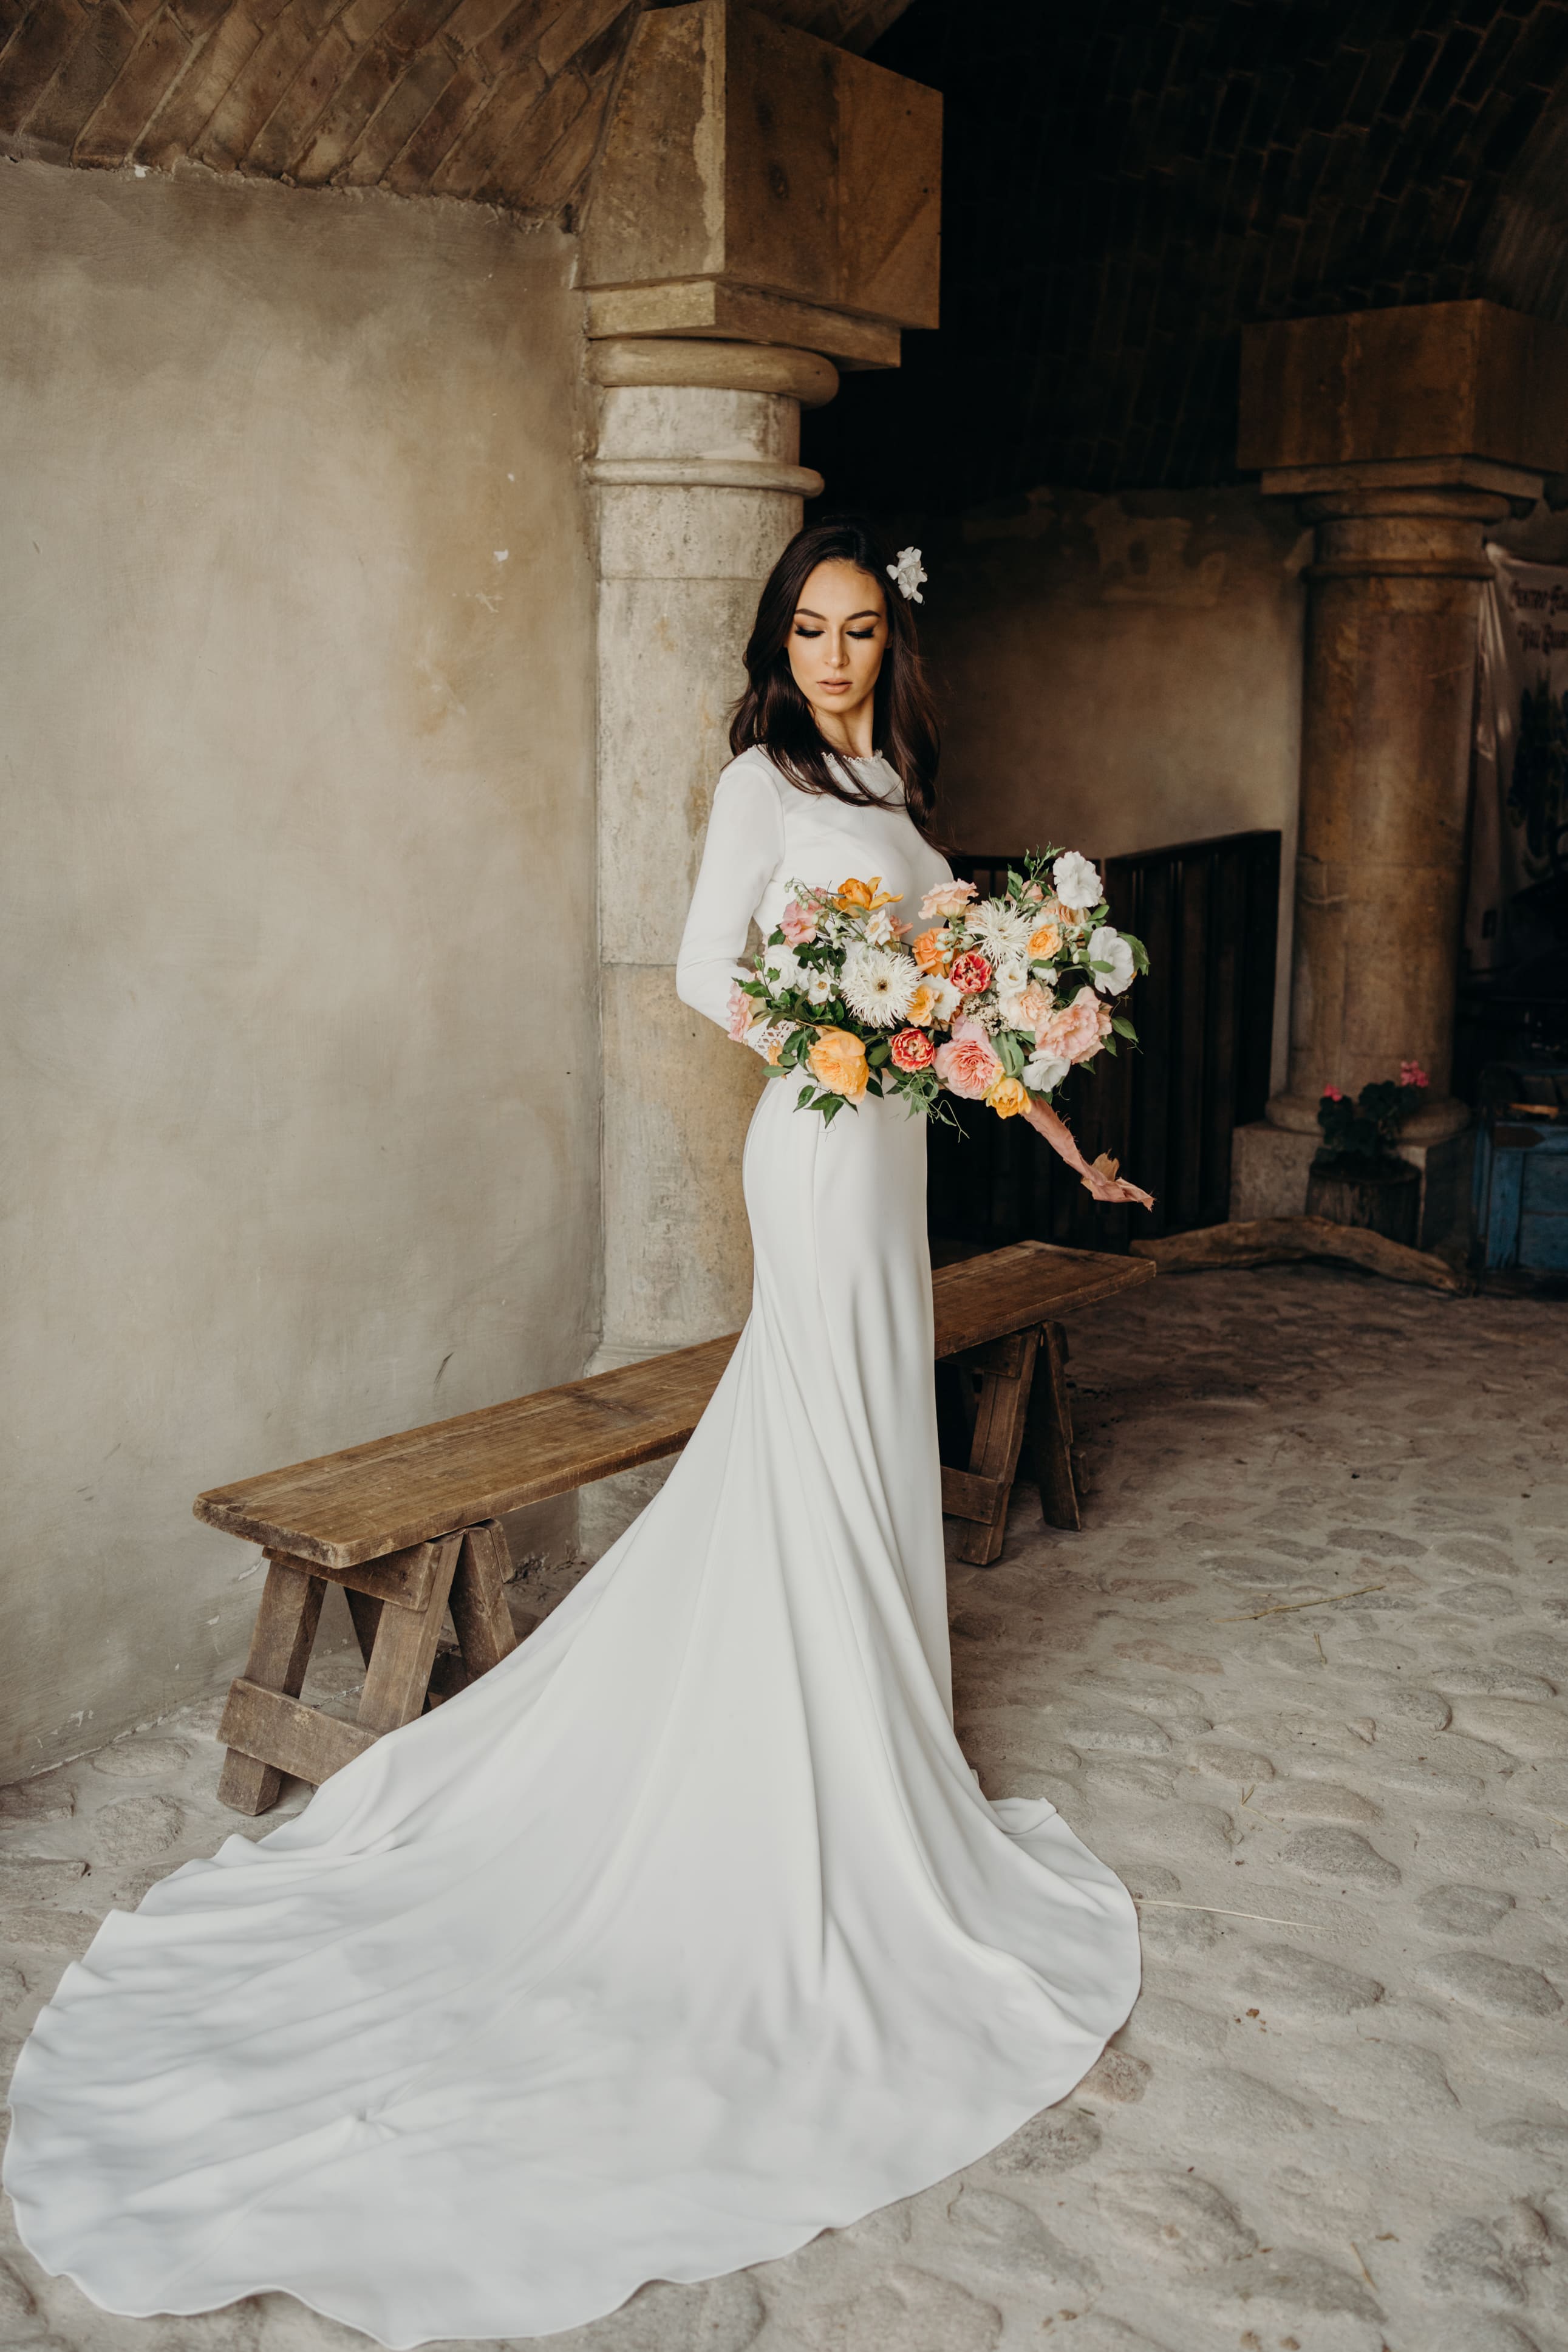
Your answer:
[1086,925,1135,995]
[1052,851,1102,912]
[763,944,806,994]
[1022,1051,1070,1095]
[804,970,834,1006]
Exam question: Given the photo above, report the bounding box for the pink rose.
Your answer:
[780,899,818,946]
[1034,990,1113,1064]
[1399,1061,1429,1089]
[933,1016,1003,1100]
[726,982,755,1042]
[1321,1083,1346,1102]
[919,880,978,919]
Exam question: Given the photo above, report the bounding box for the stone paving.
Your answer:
[2,1265,1567,2352]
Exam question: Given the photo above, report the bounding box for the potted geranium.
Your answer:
[1307,1062,1430,1244]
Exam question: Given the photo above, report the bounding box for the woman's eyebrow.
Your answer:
[793,607,881,621]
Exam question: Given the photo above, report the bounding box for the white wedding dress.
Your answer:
[4,749,1140,2348]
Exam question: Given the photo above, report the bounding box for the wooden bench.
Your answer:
[196,1239,1152,1813]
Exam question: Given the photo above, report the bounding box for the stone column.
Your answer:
[588,338,837,1370]
[1267,474,1519,1147]
[1230,302,1568,1236]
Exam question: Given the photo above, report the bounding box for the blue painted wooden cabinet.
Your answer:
[1474,1071,1568,1271]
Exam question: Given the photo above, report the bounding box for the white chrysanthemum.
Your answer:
[969,901,1034,962]
[1022,1051,1070,1094]
[842,943,919,1027]
[1052,850,1102,912]
[1087,925,1136,995]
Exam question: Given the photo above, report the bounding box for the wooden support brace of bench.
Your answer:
[200,1241,1151,1814]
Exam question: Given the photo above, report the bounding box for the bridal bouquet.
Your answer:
[728,848,1146,1130]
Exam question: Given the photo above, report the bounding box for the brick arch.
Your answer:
[0,0,912,218]
[809,0,1568,506]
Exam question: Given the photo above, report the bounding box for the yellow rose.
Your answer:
[986,1074,1029,1119]
[1028,921,1062,960]
[808,1028,870,1102]
[906,980,939,1027]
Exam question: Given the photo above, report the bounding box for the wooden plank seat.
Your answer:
[197,1240,1152,1813]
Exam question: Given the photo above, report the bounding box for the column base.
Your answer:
[1266,1091,1470,1145]
[1231,1120,1475,1250]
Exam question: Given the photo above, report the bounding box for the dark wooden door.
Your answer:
[927,831,1280,1253]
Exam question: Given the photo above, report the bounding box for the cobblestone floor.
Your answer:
[2,1266,1567,2352]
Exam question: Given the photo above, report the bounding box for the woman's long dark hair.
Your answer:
[729,517,941,839]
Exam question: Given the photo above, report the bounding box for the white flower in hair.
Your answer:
[842,942,919,1026]
[887,546,927,604]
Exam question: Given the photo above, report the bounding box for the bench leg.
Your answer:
[950,1328,1040,1567]
[356,1533,463,1736]
[218,1558,326,1815]
[450,1520,517,1678]
[1029,1320,1081,1532]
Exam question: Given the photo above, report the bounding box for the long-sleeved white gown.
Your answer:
[3,748,1140,2349]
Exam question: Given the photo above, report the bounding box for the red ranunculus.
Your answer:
[948,949,992,997]
[890,1027,935,1072]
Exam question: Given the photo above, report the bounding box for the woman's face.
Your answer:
[786,561,887,749]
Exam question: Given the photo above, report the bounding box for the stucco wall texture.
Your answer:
[0,162,599,1778]
[921,485,1308,1089]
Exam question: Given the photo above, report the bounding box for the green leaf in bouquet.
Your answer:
[865,1039,891,1066]
[1123,931,1149,973]
[995,1029,1026,1077]
[1111,1014,1138,1041]
[822,1095,844,1124]
[1101,1037,1117,1057]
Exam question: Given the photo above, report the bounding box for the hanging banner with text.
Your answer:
[1467,546,1568,972]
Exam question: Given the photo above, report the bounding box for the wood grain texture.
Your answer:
[1029,1320,1079,1532]
[1130,1217,1473,1293]
[953,1324,1038,1567]
[193,1244,1151,1567]
[219,1679,380,1784]
[215,1557,324,1813]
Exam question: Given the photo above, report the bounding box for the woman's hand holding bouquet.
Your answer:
[727,849,1155,1211]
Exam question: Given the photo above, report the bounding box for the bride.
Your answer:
[4,519,1144,2349]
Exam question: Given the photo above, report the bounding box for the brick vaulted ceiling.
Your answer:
[0,0,913,214]
[808,0,1568,507]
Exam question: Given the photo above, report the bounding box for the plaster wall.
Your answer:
[0,162,598,1778]
[919,487,1309,1090]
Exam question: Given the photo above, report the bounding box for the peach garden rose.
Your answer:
[1034,991,1113,1065]
[807,1028,869,1102]
[932,1017,1003,1100]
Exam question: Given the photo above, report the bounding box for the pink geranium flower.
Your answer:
[1321,1083,1345,1102]
[933,1017,1003,1099]
[1399,1061,1430,1089]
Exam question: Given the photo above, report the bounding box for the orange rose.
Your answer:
[808,1028,869,1101]
[986,1074,1029,1119]
[913,927,952,974]
[1028,921,1062,960]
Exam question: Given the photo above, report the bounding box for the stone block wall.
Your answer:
[0,162,599,1777]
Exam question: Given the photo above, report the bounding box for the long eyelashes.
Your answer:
[791,629,878,642]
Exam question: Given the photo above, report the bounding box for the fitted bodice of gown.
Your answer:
[4,748,1140,2351]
